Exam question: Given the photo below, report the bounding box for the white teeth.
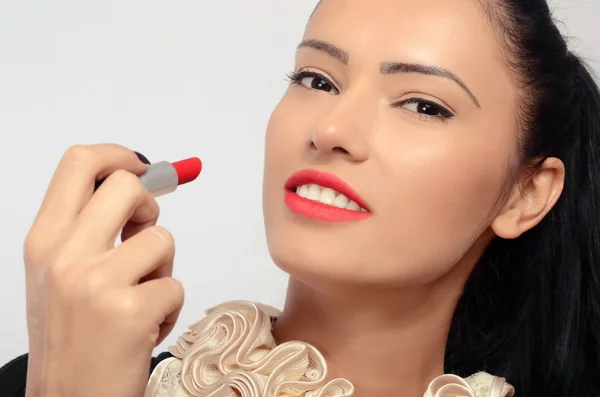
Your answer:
[307,184,321,200]
[297,184,308,198]
[346,200,360,211]
[319,188,336,205]
[295,184,368,213]
[333,193,349,208]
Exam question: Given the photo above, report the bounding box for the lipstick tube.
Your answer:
[94,154,202,197]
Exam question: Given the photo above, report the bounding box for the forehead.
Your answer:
[304,0,513,105]
[308,0,495,63]
[309,0,492,46]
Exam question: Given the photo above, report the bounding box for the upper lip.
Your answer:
[285,169,370,211]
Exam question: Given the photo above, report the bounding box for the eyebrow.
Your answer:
[297,39,481,108]
[381,62,481,108]
[297,39,349,65]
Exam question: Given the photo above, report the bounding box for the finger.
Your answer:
[133,277,185,346]
[120,220,171,284]
[95,150,151,191]
[68,169,160,252]
[121,218,158,243]
[103,226,174,285]
[33,144,148,233]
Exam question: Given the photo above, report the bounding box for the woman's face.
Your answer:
[262,0,520,286]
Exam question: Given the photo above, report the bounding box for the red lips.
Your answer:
[284,169,371,222]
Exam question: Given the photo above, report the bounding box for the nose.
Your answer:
[307,99,371,162]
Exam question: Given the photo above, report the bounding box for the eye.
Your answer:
[286,70,340,95]
[394,98,455,123]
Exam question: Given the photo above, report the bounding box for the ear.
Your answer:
[491,157,565,239]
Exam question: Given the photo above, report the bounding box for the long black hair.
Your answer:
[445,1,600,396]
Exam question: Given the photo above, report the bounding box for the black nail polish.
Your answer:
[94,151,151,191]
[134,151,151,165]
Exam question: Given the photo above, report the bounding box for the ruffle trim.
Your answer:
[144,300,514,397]
[424,373,514,397]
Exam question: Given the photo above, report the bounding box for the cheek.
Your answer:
[261,89,517,285]
[262,96,304,225]
[264,92,312,161]
[376,129,511,265]
[264,98,297,186]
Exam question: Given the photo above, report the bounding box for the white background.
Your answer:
[0,0,598,363]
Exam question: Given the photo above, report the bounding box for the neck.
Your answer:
[272,275,465,396]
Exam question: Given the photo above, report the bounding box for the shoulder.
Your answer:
[0,352,173,397]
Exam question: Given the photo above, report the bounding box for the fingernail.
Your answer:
[94,151,151,192]
[134,151,151,165]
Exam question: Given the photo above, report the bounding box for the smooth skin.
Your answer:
[23,1,565,397]
[24,144,184,397]
[264,0,564,395]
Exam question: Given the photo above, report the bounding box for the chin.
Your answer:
[265,224,470,293]
[263,192,372,285]
[266,229,412,289]
[268,239,356,283]
[262,190,461,289]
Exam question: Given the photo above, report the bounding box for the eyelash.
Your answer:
[286,70,339,95]
[285,69,455,123]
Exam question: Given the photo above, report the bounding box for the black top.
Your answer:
[0,352,173,397]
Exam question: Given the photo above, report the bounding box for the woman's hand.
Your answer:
[23,144,185,397]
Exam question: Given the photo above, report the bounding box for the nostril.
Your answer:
[308,139,350,155]
[333,146,349,154]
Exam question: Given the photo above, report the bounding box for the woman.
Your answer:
[1,0,600,396]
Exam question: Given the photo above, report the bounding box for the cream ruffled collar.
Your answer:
[144,301,514,397]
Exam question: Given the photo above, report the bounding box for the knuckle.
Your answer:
[152,201,161,219]
[149,226,175,250]
[110,168,138,184]
[45,260,66,285]
[45,257,105,300]
[109,169,146,194]
[23,231,45,265]
[109,293,143,318]
[169,278,185,300]
[63,145,94,164]
[84,269,110,294]
[85,291,139,325]
[45,256,75,292]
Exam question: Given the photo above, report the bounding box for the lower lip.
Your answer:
[284,190,371,222]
